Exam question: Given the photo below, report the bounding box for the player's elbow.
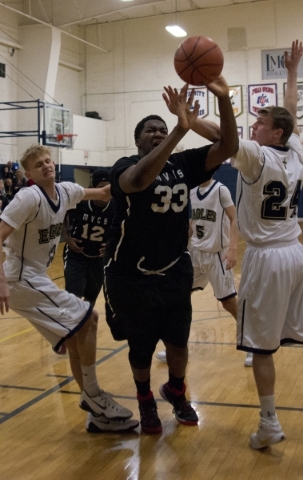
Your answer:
[226,136,239,158]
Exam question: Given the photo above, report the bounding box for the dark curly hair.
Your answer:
[134,115,167,141]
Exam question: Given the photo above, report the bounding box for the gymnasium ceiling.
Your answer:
[1,0,268,29]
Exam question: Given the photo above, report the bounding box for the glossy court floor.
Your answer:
[1,239,303,480]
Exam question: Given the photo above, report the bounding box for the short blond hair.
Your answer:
[20,144,51,170]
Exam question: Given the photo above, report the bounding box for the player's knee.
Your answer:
[86,309,99,331]
[129,349,153,369]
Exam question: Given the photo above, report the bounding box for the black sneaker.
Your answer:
[137,392,162,434]
[159,383,198,426]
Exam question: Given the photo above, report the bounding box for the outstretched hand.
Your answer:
[284,39,303,72]
[163,84,200,130]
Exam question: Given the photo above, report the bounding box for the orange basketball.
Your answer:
[174,35,224,86]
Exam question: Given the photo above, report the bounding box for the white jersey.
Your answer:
[1,182,85,281]
[231,134,303,244]
[190,180,234,252]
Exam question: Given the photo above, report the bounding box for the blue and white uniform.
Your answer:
[231,133,303,353]
[1,183,92,352]
[189,179,237,300]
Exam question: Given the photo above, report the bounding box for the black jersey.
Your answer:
[107,145,217,272]
[68,199,114,257]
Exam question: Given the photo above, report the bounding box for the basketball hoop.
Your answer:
[57,133,77,149]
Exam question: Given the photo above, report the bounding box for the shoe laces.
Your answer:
[139,397,157,416]
[98,390,118,409]
[172,394,193,415]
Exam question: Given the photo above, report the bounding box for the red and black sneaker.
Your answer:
[137,391,162,435]
[159,383,198,426]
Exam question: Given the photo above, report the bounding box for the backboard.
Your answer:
[42,103,71,147]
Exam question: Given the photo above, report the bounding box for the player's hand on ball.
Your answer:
[206,74,230,98]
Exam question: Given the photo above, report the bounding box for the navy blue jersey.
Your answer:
[107,145,216,272]
[68,199,114,257]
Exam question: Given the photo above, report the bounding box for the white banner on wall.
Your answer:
[187,88,208,118]
[248,83,278,116]
[262,49,303,79]
[215,86,243,118]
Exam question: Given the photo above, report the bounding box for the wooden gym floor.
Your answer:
[1,238,303,480]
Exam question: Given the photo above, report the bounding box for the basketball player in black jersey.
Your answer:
[64,168,114,306]
[104,78,238,434]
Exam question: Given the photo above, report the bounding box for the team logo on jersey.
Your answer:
[192,208,216,222]
[157,169,184,182]
[83,213,104,224]
[39,223,63,244]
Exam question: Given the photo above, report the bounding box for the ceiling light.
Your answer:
[121,0,134,2]
[165,25,187,37]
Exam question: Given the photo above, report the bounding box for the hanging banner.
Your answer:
[187,87,209,117]
[283,82,303,119]
[215,85,243,117]
[262,48,303,80]
[248,83,278,116]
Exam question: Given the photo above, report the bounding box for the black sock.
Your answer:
[134,378,151,397]
[168,372,185,392]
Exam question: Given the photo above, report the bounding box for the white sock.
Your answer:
[260,395,275,419]
[81,365,100,397]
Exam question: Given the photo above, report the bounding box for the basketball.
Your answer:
[174,35,224,86]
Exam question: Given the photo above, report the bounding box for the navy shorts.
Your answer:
[64,248,104,303]
[104,253,193,351]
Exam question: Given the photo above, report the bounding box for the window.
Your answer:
[0,63,5,78]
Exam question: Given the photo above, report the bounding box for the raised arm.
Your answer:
[284,39,303,136]
[119,84,200,194]
[163,86,220,142]
[204,75,239,171]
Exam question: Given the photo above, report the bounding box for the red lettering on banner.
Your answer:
[262,87,274,93]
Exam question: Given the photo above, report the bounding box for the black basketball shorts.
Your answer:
[104,253,193,351]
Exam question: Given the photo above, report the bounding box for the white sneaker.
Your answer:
[80,390,133,419]
[86,413,139,433]
[244,352,253,367]
[250,413,286,449]
[156,350,167,363]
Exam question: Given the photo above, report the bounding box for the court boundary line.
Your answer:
[0,343,128,425]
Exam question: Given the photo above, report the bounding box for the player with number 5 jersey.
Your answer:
[104,78,238,434]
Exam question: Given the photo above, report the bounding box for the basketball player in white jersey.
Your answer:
[0,144,139,433]
[190,177,238,310]
[230,40,303,448]
[157,178,253,366]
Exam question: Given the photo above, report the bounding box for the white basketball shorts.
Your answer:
[8,273,92,352]
[190,246,236,301]
[237,240,303,353]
